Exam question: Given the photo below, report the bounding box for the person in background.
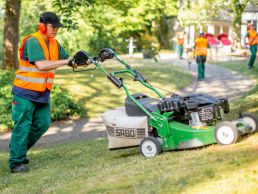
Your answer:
[193,32,211,81]
[245,25,258,69]
[9,12,74,173]
[176,32,185,59]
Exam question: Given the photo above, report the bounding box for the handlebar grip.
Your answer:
[107,73,122,88]
[68,59,73,67]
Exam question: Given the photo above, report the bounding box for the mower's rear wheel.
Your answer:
[241,113,258,133]
[215,122,240,145]
[140,137,161,157]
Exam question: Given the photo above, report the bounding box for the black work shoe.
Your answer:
[10,164,29,173]
[23,157,30,164]
[248,66,253,69]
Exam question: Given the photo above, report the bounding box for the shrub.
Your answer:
[140,34,160,62]
[0,70,87,132]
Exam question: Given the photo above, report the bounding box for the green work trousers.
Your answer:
[196,55,206,80]
[9,95,51,169]
[177,45,184,59]
[248,45,257,67]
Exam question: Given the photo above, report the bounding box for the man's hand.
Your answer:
[68,50,90,68]
[68,56,77,69]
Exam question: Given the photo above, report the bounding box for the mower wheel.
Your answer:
[140,137,161,157]
[215,122,240,145]
[241,113,258,133]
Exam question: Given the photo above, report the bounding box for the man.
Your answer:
[245,25,258,69]
[176,32,185,59]
[193,32,211,81]
[9,12,73,173]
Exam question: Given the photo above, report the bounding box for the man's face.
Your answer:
[46,24,59,38]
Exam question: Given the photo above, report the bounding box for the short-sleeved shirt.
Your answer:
[12,36,69,103]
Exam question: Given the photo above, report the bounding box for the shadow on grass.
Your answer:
[1,133,258,193]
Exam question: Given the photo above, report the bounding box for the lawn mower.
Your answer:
[69,49,258,157]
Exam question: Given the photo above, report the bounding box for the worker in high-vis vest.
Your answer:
[245,25,258,69]
[176,33,185,59]
[9,12,75,173]
[193,32,211,81]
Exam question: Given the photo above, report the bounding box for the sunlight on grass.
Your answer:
[1,133,258,193]
[214,60,258,121]
[54,57,192,118]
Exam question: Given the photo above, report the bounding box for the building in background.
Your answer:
[179,3,258,53]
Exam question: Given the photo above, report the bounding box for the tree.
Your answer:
[1,0,21,70]
[229,0,248,48]
[229,0,258,44]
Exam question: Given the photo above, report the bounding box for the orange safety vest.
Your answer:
[195,37,208,56]
[13,31,59,92]
[177,38,184,45]
[247,30,258,45]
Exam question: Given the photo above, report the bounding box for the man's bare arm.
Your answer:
[35,58,71,71]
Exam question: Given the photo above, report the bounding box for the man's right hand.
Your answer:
[68,56,77,69]
[68,50,90,68]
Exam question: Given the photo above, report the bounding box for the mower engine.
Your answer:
[177,93,229,127]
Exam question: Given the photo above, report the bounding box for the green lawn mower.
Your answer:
[70,48,258,157]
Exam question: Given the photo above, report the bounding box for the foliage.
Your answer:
[0,70,86,133]
[1,0,179,64]
[50,85,87,121]
[0,71,15,132]
[50,0,178,55]
[1,134,258,193]
[140,34,160,62]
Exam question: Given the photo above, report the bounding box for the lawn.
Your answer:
[1,57,258,193]
[1,133,258,194]
[213,59,258,120]
[54,56,193,118]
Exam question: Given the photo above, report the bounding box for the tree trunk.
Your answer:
[2,0,21,70]
[157,15,170,49]
[230,0,247,50]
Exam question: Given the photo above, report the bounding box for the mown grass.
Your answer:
[0,134,258,194]
[2,56,258,193]
[213,59,258,120]
[54,57,193,118]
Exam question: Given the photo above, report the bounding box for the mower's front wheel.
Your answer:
[241,113,258,133]
[215,122,240,145]
[140,137,161,157]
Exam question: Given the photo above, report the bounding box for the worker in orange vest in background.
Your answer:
[174,32,185,59]
[193,32,211,81]
[245,25,258,69]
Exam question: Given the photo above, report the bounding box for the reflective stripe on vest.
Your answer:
[16,75,54,84]
[13,31,59,92]
[248,30,258,45]
[195,37,208,56]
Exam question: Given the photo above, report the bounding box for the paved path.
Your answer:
[0,53,255,151]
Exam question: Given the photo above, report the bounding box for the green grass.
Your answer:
[2,57,258,193]
[1,135,258,193]
[55,57,192,118]
[213,59,258,120]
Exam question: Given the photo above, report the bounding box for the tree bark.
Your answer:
[230,0,247,49]
[2,0,21,70]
